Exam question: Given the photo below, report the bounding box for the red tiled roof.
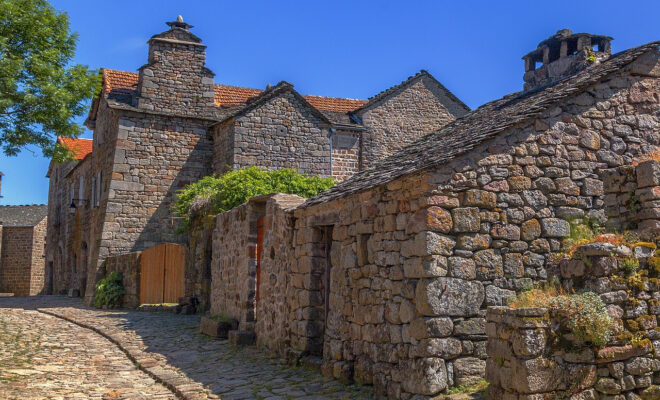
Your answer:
[304,95,366,113]
[213,84,262,107]
[101,69,366,112]
[57,137,93,160]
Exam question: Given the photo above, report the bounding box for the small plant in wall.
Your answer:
[585,47,597,63]
[94,271,125,309]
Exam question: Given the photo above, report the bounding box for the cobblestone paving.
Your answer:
[0,299,175,399]
[0,296,377,400]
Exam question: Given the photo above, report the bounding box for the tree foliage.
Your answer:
[173,167,335,231]
[0,0,100,160]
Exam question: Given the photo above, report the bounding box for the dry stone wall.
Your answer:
[254,194,306,354]
[486,240,660,399]
[210,201,257,326]
[603,159,660,236]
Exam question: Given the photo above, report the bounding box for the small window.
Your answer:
[91,177,96,208]
[78,176,84,202]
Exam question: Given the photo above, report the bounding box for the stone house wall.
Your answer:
[331,131,360,182]
[211,92,332,177]
[103,251,141,308]
[358,76,468,169]
[136,27,215,118]
[280,51,660,398]
[0,218,46,296]
[28,217,47,295]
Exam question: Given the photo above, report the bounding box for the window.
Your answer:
[70,184,74,203]
[91,176,96,207]
[78,176,84,203]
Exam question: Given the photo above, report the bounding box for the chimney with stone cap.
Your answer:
[522,29,613,91]
[136,16,216,117]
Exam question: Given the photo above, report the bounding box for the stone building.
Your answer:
[0,205,48,296]
[200,30,660,398]
[45,17,468,302]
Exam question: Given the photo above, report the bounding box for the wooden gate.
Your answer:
[139,243,186,305]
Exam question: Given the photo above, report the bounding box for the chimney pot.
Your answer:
[522,29,613,91]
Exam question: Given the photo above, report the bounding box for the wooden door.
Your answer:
[139,243,186,305]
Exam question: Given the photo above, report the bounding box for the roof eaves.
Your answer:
[303,41,660,207]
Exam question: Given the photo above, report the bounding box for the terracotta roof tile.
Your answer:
[213,84,262,107]
[101,69,366,112]
[57,137,93,160]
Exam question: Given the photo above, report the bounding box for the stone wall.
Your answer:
[212,91,332,177]
[358,75,468,169]
[136,25,215,118]
[101,112,212,256]
[187,215,215,311]
[603,159,660,236]
[254,194,306,354]
[103,251,141,308]
[210,201,257,326]
[284,51,660,398]
[331,131,360,182]
[486,240,660,398]
[29,217,47,295]
[0,221,46,296]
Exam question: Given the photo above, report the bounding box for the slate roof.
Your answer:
[101,69,367,113]
[304,41,660,207]
[57,137,93,160]
[0,205,48,227]
[352,70,470,115]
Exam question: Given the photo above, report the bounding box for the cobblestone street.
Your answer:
[0,296,376,400]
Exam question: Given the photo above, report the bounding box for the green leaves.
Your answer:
[173,167,335,232]
[0,0,100,161]
[93,271,125,308]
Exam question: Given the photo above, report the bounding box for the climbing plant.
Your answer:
[173,167,334,232]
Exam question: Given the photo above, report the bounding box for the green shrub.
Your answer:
[173,167,334,231]
[552,292,614,347]
[509,288,614,347]
[94,271,125,308]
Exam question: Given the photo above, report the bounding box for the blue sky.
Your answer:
[2,0,659,205]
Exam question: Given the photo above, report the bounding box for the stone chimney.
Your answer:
[136,16,216,117]
[522,29,613,91]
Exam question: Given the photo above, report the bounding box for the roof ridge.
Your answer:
[304,40,660,207]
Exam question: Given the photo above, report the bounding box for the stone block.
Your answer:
[637,160,660,188]
[451,207,481,233]
[540,218,570,237]
[200,316,237,339]
[416,278,484,317]
[228,330,255,346]
[401,357,447,395]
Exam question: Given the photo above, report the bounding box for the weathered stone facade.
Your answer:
[356,75,470,169]
[204,34,660,398]
[46,17,465,305]
[486,235,660,398]
[0,205,48,296]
